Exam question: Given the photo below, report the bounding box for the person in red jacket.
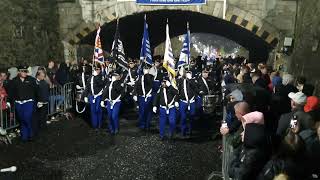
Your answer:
[0,79,9,110]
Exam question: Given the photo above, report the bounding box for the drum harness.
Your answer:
[104,81,121,110]
[182,79,195,111]
[76,72,87,113]
[142,75,152,102]
[201,77,210,95]
[160,87,176,115]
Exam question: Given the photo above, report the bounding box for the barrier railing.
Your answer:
[0,97,18,131]
[48,82,74,117]
[63,82,74,112]
[48,85,65,117]
[221,84,234,180]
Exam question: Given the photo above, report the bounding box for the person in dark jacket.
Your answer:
[277,92,314,138]
[55,62,70,86]
[46,60,57,85]
[220,91,246,135]
[11,65,38,141]
[196,68,214,116]
[153,78,178,140]
[258,130,306,180]
[177,69,198,137]
[229,123,269,180]
[296,76,315,97]
[223,70,237,85]
[34,69,50,134]
[276,74,298,114]
[251,70,268,90]
[291,120,320,177]
[133,66,154,130]
[83,64,105,129]
[101,72,124,135]
[152,59,164,96]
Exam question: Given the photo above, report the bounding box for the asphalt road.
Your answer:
[0,111,222,180]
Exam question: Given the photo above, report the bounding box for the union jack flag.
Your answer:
[94,26,104,64]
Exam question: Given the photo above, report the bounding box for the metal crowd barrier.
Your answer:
[221,84,233,180]
[48,82,74,117]
[0,98,19,131]
[63,82,74,112]
[221,106,234,180]
[48,85,64,116]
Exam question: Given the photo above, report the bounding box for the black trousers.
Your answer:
[34,104,48,135]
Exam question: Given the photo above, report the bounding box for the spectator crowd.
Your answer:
[220,62,320,180]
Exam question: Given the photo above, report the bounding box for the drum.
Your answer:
[202,95,220,114]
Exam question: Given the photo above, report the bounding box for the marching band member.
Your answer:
[151,59,164,95]
[11,65,38,141]
[104,60,112,78]
[126,59,139,95]
[177,69,198,137]
[34,69,50,134]
[133,65,154,130]
[153,77,178,140]
[101,71,124,134]
[196,67,213,115]
[83,64,105,129]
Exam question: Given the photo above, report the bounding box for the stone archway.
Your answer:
[62,0,280,62]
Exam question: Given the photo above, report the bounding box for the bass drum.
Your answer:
[202,95,219,114]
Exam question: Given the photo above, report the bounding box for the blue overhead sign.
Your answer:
[136,0,206,5]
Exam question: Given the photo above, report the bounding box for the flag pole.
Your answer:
[116,18,119,69]
[92,24,100,73]
[144,14,147,65]
[187,22,190,71]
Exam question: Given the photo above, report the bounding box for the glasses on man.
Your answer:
[19,70,28,73]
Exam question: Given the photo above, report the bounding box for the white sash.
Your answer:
[183,79,191,111]
[90,76,102,103]
[81,73,86,89]
[142,75,145,97]
[202,77,209,94]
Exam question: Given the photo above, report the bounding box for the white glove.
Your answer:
[76,85,81,89]
[37,102,43,108]
[127,81,134,86]
[6,102,11,108]
[0,127,7,136]
[153,106,157,113]
[186,73,192,79]
[175,102,179,108]
[84,97,89,103]
[100,101,105,107]
[165,81,171,87]
[133,96,137,102]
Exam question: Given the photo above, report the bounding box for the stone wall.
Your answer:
[228,0,296,35]
[290,0,320,96]
[0,0,63,68]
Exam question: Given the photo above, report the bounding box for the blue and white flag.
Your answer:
[140,15,153,65]
[163,20,177,88]
[178,22,191,68]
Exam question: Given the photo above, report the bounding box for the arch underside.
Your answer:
[79,10,276,62]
